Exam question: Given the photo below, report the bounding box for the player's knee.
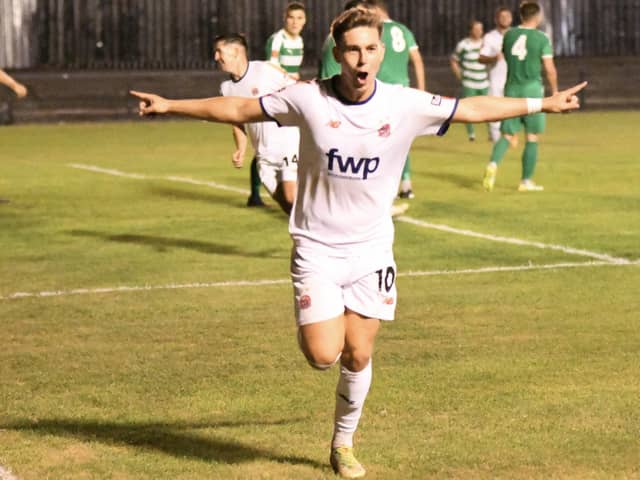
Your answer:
[306,351,342,371]
[297,329,342,370]
[341,348,372,372]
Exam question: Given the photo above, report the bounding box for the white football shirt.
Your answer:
[480,29,508,95]
[220,61,299,160]
[260,79,458,254]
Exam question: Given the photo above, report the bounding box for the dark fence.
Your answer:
[1,0,640,70]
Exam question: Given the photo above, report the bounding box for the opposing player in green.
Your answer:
[450,19,489,142]
[319,0,425,199]
[483,1,558,192]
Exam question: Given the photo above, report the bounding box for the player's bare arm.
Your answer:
[543,57,559,94]
[231,124,248,168]
[449,58,462,81]
[0,69,28,98]
[478,53,501,65]
[409,48,426,90]
[130,91,268,124]
[453,81,587,123]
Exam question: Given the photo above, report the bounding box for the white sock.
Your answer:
[332,359,372,449]
[400,180,412,192]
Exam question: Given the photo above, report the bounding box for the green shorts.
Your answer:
[501,82,546,135]
[500,111,546,135]
[462,86,489,98]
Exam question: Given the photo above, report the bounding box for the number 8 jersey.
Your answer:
[377,19,419,87]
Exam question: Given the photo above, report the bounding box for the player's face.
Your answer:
[496,10,513,29]
[284,9,306,36]
[470,22,483,39]
[214,42,240,73]
[334,26,383,99]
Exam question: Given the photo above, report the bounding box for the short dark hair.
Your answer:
[495,6,511,17]
[520,1,541,21]
[469,18,482,31]
[343,0,369,11]
[331,8,383,46]
[364,0,388,13]
[213,33,248,52]
[286,2,305,14]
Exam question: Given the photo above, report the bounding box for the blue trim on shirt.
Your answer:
[259,96,282,126]
[331,76,378,106]
[437,98,459,136]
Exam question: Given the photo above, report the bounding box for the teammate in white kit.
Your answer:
[479,6,514,143]
[215,34,299,214]
[131,8,586,478]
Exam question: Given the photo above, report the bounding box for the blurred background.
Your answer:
[1,0,639,123]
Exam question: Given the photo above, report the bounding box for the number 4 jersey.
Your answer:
[502,26,553,98]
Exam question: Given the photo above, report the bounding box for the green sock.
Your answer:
[522,141,539,180]
[401,156,411,181]
[250,157,261,198]
[466,123,475,138]
[490,137,510,166]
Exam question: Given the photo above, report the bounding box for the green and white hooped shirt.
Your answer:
[452,37,489,90]
[265,29,304,75]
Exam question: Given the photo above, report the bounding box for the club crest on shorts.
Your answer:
[327,120,341,129]
[383,296,394,305]
[299,294,312,310]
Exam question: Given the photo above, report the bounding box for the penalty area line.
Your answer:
[68,163,633,265]
[68,163,250,195]
[396,216,631,265]
[2,260,638,301]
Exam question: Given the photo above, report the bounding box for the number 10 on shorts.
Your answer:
[376,266,396,292]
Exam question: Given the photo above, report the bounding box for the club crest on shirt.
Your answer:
[251,87,260,96]
[378,123,391,137]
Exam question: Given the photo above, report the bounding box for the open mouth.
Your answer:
[356,72,368,81]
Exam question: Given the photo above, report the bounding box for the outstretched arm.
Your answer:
[130,91,268,124]
[453,81,587,123]
[0,69,27,98]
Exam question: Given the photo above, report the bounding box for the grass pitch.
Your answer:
[1,112,639,479]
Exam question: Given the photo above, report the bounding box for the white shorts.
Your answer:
[290,246,397,326]
[257,152,298,196]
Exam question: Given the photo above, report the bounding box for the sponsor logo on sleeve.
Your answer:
[431,95,442,106]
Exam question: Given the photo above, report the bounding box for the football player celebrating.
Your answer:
[131,7,585,478]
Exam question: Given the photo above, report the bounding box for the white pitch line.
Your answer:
[396,216,631,265]
[69,163,633,265]
[68,163,250,195]
[2,261,638,301]
[0,465,18,480]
